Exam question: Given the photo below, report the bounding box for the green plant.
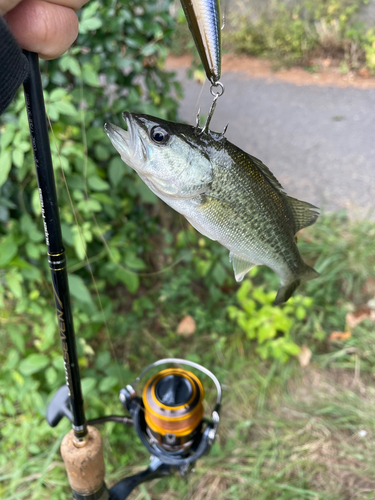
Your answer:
[226,0,368,68]
[363,27,375,71]
[227,276,313,362]
[0,0,181,376]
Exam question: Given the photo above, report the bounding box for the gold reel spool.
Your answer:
[142,368,205,450]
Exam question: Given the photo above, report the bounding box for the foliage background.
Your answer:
[173,0,375,73]
[1,0,375,499]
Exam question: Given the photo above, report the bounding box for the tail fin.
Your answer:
[274,264,319,306]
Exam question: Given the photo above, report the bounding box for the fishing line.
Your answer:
[195,76,207,121]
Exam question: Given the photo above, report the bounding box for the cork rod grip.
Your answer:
[61,426,106,496]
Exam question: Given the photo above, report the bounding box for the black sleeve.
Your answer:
[0,16,29,116]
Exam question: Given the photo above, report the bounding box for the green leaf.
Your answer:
[73,230,86,260]
[92,193,115,205]
[212,262,226,286]
[61,223,75,246]
[12,149,24,168]
[88,176,110,191]
[125,253,146,270]
[19,353,49,375]
[68,274,95,307]
[2,348,20,372]
[46,103,59,121]
[116,268,139,293]
[7,272,23,299]
[50,88,67,102]
[59,55,81,76]
[45,366,57,385]
[98,376,118,393]
[135,182,158,204]
[82,65,100,87]
[0,125,15,149]
[53,101,77,117]
[81,377,97,396]
[8,325,25,354]
[77,199,102,212]
[94,144,110,161]
[31,189,42,215]
[80,17,103,33]
[95,351,111,370]
[0,235,18,267]
[108,157,125,185]
[141,44,157,57]
[0,149,12,187]
[296,305,306,320]
[4,397,16,416]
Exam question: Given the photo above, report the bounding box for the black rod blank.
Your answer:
[23,50,87,440]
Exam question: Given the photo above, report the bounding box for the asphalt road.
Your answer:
[175,68,375,216]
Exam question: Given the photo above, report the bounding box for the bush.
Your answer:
[0,0,181,358]
[226,0,369,68]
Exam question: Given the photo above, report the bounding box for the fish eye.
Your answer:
[150,126,170,144]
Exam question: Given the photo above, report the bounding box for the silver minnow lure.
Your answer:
[104,113,320,305]
[180,0,221,83]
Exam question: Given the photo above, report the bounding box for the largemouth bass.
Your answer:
[105,113,319,305]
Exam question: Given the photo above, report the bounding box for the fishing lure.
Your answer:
[180,0,222,84]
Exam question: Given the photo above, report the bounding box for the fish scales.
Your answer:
[105,113,319,305]
[198,144,301,272]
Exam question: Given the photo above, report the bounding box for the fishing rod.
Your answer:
[21,1,225,496]
[22,36,222,500]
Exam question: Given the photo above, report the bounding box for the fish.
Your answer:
[180,0,221,83]
[104,113,320,305]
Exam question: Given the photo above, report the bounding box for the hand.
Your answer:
[1,0,89,60]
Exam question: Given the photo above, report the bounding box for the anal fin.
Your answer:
[229,252,257,282]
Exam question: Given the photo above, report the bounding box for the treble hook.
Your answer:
[195,81,225,135]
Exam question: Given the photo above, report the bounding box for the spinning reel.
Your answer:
[121,359,221,469]
[47,358,221,498]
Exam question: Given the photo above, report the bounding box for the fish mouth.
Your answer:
[104,121,130,156]
[105,112,151,166]
[104,112,136,161]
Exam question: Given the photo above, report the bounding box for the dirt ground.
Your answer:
[166,54,375,89]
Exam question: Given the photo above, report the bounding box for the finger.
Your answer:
[37,0,89,12]
[0,0,23,16]
[4,0,79,60]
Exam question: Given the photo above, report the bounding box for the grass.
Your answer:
[1,211,375,499]
[123,361,375,500]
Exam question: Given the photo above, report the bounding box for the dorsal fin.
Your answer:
[229,252,257,281]
[246,153,319,233]
[286,196,320,233]
[247,153,286,194]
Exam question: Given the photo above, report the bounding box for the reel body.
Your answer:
[120,358,221,471]
[143,368,204,451]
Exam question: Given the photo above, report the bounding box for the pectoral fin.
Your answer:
[229,252,257,282]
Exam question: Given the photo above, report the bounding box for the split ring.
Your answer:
[210,81,225,98]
